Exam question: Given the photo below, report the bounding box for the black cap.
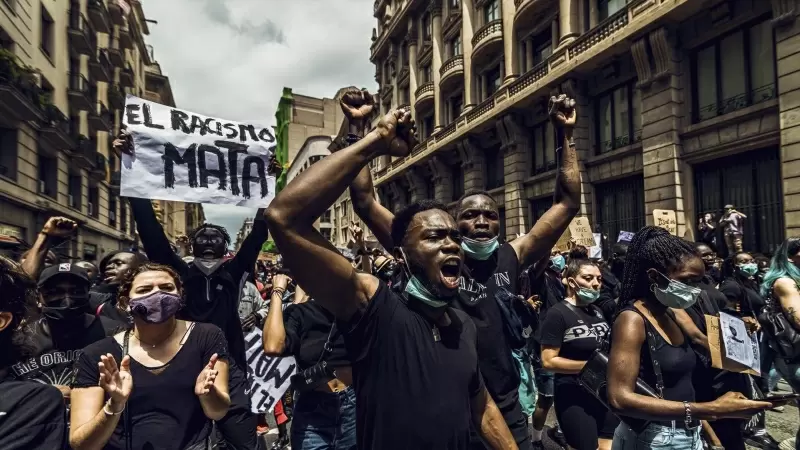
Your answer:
[38,263,90,287]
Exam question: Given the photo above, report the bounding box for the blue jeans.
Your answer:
[773,358,800,449]
[612,422,702,450]
[290,387,357,450]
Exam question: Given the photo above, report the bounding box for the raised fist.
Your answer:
[374,107,418,157]
[42,217,77,239]
[340,88,377,121]
[549,94,577,130]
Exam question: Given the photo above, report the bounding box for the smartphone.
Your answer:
[764,393,800,403]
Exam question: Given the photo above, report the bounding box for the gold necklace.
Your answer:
[134,322,178,348]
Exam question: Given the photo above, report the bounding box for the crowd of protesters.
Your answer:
[1,89,800,450]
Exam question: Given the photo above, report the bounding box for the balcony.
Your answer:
[108,85,125,110]
[120,65,134,87]
[108,0,125,26]
[89,102,113,132]
[109,170,120,193]
[118,26,133,50]
[73,136,95,170]
[0,52,46,122]
[68,11,95,56]
[87,0,111,34]
[40,104,76,150]
[107,39,124,67]
[90,152,108,181]
[472,20,503,66]
[515,0,554,24]
[89,49,112,83]
[414,82,434,110]
[68,73,92,111]
[439,54,464,90]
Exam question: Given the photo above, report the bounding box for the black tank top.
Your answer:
[626,307,696,403]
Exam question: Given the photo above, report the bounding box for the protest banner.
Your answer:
[653,209,677,235]
[244,328,297,414]
[121,95,276,207]
[705,314,760,376]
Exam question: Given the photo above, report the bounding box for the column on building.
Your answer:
[501,0,518,83]
[461,0,475,110]
[497,114,530,238]
[775,5,800,236]
[558,0,580,46]
[405,166,430,203]
[408,25,419,120]
[458,137,486,192]
[562,79,594,220]
[390,41,400,107]
[428,155,454,203]
[637,27,690,237]
[431,3,444,129]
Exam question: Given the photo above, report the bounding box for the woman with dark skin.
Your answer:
[607,227,770,450]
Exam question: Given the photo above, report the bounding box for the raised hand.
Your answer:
[549,94,577,131]
[375,107,418,157]
[41,217,77,239]
[98,353,133,405]
[112,129,133,157]
[195,354,220,396]
[340,88,377,121]
[272,274,291,292]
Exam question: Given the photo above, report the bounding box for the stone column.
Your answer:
[588,0,599,29]
[497,114,530,238]
[405,167,430,202]
[638,27,690,237]
[428,156,454,203]
[561,79,594,221]
[558,0,580,46]
[524,39,533,73]
[461,0,476,110]
[774,4,800,236]
[458,137,486,192]
[431,3,444,129]
[389,42,400,107]
[502,0,518,83]
[408,28,419,120]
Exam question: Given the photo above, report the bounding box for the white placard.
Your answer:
[243,328,297,414]
[719,312,759,371]
[121,95,276,207]
[589,233,603,259]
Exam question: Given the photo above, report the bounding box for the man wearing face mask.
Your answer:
[10,263,116,403]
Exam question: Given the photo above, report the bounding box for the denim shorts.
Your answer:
[290,387,357,450]
[611,422,703,450]
[534,368,554,398]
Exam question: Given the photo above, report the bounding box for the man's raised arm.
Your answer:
[510,95,581,267]
[265,108,416,320]
[349,166,395,250]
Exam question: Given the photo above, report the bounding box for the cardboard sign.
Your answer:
[705,315,760,376]
[554,216,596,252]
[653,209,677,235]
[122,95,276,207]
[243,328,297,413]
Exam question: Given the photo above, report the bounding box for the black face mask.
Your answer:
[42,296,89,322]
[193,257,225,277]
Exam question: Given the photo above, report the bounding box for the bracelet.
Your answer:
[683,401,692,427]
[103,399,124,416]
[271,289,285,298]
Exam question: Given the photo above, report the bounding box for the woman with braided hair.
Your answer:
[607,226,770,450]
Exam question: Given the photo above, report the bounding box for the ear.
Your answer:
[646,268,666,288]
[0,312,14,333]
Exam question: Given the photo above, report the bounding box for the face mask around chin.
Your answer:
[460,236,500,261]
[404,276,450,308]
[129,291,182,324]
[651,277,701,309]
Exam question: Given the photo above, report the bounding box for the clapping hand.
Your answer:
[195,354,220,397]
[98,354,133,406]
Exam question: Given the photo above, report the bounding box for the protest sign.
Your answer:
[617,231,635,243]
[705,314,760,375]
[555,216,596,251]
[589,233,602,259]
[121,95,276,207]
[653,209,677,235]
[244,328,297,414]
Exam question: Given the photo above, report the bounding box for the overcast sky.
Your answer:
[143,0,378,240]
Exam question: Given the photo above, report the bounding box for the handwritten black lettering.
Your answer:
[189,115,206,135]
[223,123,238,139]
[197,145,227,191]
[142,104,164,129]
[217,141,248,197]
[170,109,191,134]
[125,104,142,125]
[241,155,268,199]
[238,124,258,142]
[203,118,220,136]
[258,128,275,143]
[162,143,198,188]
[263,361,296,388]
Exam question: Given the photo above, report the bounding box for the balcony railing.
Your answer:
[120,65,134,87]
[0,51,46,121]
[68,72,90,95]
[415,82,434,98]
[695,84,777,123]
[439,54,463,76]
[87,0,110,33]
[68,10,95,55]
[472,20,502,47]
[108,85,125,109]
[40,104,75,149]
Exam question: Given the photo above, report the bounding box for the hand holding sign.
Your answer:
[195,353,220,397]
[112,129,133,157]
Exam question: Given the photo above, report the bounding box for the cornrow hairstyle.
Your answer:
[617,226,699,311]
[191,223,231,246]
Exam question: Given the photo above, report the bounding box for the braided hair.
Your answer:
[617,226,699,311]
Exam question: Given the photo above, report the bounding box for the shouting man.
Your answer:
[345,94,582,449]
[266,105,517,450]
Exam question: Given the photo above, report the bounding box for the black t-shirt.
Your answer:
[10,315,111,386]
[719,277,766,317]
[343,282,483,450]
[455,243,520,415]
[282,301,350,371]
[540,301,610,387]
[687,277,728,333]
[72,323,229,450]
[0,380,68,449]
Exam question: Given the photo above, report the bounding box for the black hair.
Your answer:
[568,245,589,261]
[98,250,148,273]
[455,190,495,216]
[722,251,752,279]
[618,226,699,310]
[191,223,231,246]
[563,258,598,280]
[693,242,713,252]
[0,255,38,368]
[390,199,451,247]
[611,242,629,257]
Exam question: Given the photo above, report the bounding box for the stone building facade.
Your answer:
[370,0,800,255]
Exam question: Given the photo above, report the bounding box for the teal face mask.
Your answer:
[652,275,701,310]
[576,287,600,304]
[550,255,566,272]
[405,276,448,308]
[738,263,758,277]
[461,236,499,261]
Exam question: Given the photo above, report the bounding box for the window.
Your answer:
[121,203,127,231]
[691,18,775,123]
[88,185,99,218]
[422,114,435,139]
[40,5,54,60]
[68,172,82,209]
[109,196,117,227]
[484,65,501,99]
[321,209,332,223]
[484,0,499,23]
[598,0,628,22]
[423,13,432,40]
[531,121,556,174]
[37,155,57,199]
[83,243,97,262]
[484,148,504,190]
[595,176,645,256]
[448,94,463,123]
[400,41,408,66]
[450,36,462,57]
[594,80,641,154]
[520,28,552,72]
[451,164,464,201]
[529,197,554,225]
[0,127,17,180]
[400,87,410,106]
[422,64,433,83]
[450,0,460,9]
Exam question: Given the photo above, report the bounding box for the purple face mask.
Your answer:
[129,291,182,324]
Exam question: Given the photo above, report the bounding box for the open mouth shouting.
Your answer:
[439,257,462,291]
[469,231,495,241]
